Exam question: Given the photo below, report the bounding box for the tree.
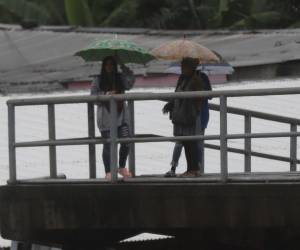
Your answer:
[269,0,300,28]
[64,0,93,26]
[210,0,285,29]
[0,0,66,26]
[0,0,299,30]
[0,0,50,25]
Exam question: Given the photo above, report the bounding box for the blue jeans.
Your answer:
[101,124,130,173]
[171,129,205,172]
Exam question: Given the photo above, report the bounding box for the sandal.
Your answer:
[164,170,177,177]
[179,170,201,178]
[118,168,132,178]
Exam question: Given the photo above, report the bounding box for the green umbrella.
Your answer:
[75,39,154,64]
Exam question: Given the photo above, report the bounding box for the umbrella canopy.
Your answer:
[166,63,234,75]
[166,50,234,75]
[151,39,220,63]
[75,39,154,65]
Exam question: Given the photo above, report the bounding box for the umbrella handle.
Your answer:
[114,53,126,68]
[113,52,123,65]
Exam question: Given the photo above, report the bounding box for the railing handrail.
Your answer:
[8,91,300,126]
[7,87,300,106]
[209,103,300,125]
[13,131,300,147]
[7,87,300,184]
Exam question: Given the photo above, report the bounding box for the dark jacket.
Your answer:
[164,73,204,136]
[164,73,204,121]
[198,72,212,129]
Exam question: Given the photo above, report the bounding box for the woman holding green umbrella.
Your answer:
[76,38,154,180]
[91,55,134,180]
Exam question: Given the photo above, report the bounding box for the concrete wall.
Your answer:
[2,183,300,249]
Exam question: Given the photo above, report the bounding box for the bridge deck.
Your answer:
[12,171,300,185]
[2,173,300,249]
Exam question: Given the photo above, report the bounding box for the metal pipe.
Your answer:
[209,103,300,125]
[118,132,300,142]
[8,104,16,183]
[117,134,221,143]
[199,130,205,174]
[14,131,300,147]
[220,96,228,182]
[15,138,109,147]
[7,87,300,106]
[204,144,300,164]
[48,104,57,178]
[244,115,252,172]
[290,124,297,171]
[226,132,300,140]
[88,103,96,179]
[128,100,136,177]
[7,95,110,106]
[101,88,300,100]
[110,98,118,183]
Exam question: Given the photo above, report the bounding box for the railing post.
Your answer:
[87,103,96,178]
[128,100,136,177]
[220,95,228,182]
[244,114,252,172]
[48,104,57,178]
[290,123,297,172]
[110,97,118,183]
[8,104,16,183]
[199,129,205,174]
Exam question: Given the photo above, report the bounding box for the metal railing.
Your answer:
[207,103,300,172]
[7,87,300,184]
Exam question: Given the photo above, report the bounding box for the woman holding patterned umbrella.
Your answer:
[152,38,219,177]
[163,57,204,177]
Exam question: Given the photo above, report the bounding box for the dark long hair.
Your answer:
[100,56,122,92]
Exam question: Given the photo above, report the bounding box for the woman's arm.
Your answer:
[114,54,135,90]
[200,72,212,100]
[191,75,204,111]
[91,76,108,111]
[120,63,135,90]
[90,77,100,95]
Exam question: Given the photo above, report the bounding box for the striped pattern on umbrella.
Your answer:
[151,39,220,63]
[75,39,154,65]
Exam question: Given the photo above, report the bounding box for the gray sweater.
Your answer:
[91,65,135,131]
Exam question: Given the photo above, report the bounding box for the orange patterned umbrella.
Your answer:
[151,39,220,63]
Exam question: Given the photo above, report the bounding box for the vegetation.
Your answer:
[0,0,299,29]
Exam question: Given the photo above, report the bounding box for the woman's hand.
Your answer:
[115,54,128,71]
[162,102,173,114]
[114,54,123,65]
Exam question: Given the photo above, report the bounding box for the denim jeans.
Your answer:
[101,124,130,173]
[182,141,199,171]
[171,129,205,172]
